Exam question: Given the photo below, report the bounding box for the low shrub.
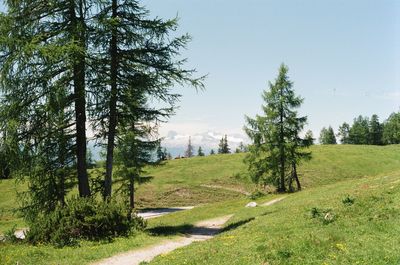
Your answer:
[26,197,146,247]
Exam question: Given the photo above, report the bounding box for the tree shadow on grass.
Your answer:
[221,217,256,233]
[147,224,193,236]
[147,215,262,238]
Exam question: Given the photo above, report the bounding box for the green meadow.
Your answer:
[1,144,400,264]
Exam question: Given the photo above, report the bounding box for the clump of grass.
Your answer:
[342,194,355,206]
[3,225,19,243]
[248,190,265,200]
[309,207,336,224]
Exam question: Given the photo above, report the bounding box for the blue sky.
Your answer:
[1,1,399,142]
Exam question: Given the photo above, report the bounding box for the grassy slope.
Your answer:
[150,173,400,264]
[136,145,400,208]
[0,145,399,264]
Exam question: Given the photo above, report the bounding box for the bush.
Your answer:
[26,197,146,247]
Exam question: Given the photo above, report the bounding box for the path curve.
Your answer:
[92,215,233,265]
[92,197,286,265]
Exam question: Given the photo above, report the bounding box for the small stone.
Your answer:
[245,201,257,207]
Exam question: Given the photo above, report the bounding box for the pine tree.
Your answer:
[156,145,167,162]
[0,0,91,199]
[90,1,204,199]
[338,122,351,144]
[304,130,314,145]
[369,114,383,145]
[349,116,369,144]
[114,125,158,213]
[383,112,400,144]
[244,64,311,192]
[218,135,230,154]
[185,137,194,157]
[319,126,337,144]
[218,137,224,154]
[197,146,205,156]
[210,149,215,155]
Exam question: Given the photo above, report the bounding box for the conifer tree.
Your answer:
[156,145,167,162]
[218,135,230,154]
[319,126,337,144]
[369,114,383,145]
[185,137,194,157]
[349,116,369,144]
[244,64,311,192]
[338,122,351,144]
[197,146,205,156]
[0,0,91,198]
[304,130,314,145]
[210,149,215,155]
[383,112,400,144]
[90,1,204,199]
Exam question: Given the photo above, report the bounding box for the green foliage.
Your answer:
[156,145,167,162]
[369,114,383,145]
[349,115,370,144]
[304,130,315,145]
[319,126,337,144]
[197,146,205,156]
[244,64,311,192]
[248,190,266,200]
[26,197,145,247]
[210,149,215,155]
[338,122,351,144]
[115,128,158,209]
[218,135,230,154]
[383,112,400,144]
[3,225,19,243]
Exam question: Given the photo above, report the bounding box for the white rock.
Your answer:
[245,201,257,207]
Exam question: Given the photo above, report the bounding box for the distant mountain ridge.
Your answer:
[161,130,250,157]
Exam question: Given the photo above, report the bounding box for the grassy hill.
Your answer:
[136,144,400,207]
[0,144,400,264]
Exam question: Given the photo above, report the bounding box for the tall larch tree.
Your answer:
[244,64,311,192]
[90,1,203,199]
[0,0,92,209]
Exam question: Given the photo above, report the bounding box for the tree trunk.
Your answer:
[293,162,301,190]
[130,174,135,209]
[278,87,286,192]
[288,170,294,193]
[104,0,119,200]
[70,0,90,197]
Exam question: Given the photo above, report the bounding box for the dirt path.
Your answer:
[200,184,251,196]
[261,196,286,206]
[92,215,233,265]
[93,215,232,265]
[137,206,195,219]
[92,197,286,265]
